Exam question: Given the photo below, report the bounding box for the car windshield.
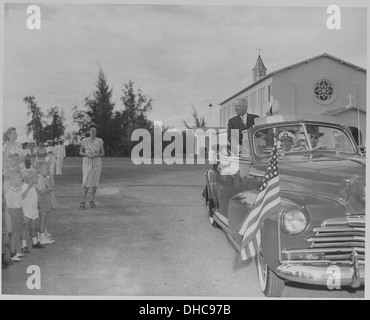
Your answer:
[253,123,356,156]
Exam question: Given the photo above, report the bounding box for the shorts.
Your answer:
[38,196,52,212]
[23,208,39,220]
[25,159,31,169]
[8,208,24,233]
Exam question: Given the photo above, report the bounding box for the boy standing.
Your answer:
[21,169,44,250]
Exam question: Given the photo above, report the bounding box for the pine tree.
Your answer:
[44,106,66,140]
[73,66,115,154]
[24,96,45,143]
[118,80,153,156]
[183,104,207,129]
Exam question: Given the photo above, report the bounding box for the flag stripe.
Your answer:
[241,248,247,260]
[243,184,280,232]
[239,141,280,261]
[250,175,278,205]
[242,176,279,222]
[242,197,281,245]
[238,186,269,234]
[248,240,256,257]
[238,177,279,235]
[241,188,280,240]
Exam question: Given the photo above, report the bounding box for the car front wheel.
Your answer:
[256,249,285,297]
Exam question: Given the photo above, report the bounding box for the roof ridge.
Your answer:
[220,53,366,105]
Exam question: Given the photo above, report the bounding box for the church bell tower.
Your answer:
[253,53,267,82]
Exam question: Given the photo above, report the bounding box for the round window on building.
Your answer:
[312,78,337,105]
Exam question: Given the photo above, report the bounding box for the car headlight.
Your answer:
[283,209,307,235]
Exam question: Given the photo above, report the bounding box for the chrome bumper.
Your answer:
[276,262,365,288]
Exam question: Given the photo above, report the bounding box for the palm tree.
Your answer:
[183,104,207,129]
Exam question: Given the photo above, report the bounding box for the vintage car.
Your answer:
[204,114,365,297]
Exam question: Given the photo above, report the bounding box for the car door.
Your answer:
[226,130,260,243]
[214,130,254,230]
[214,153,241,227]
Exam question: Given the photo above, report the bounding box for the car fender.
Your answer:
[261,191,348,271]
[228,189,348,269]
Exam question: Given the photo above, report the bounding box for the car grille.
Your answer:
[306,217,365,263]
[282,217,365,264]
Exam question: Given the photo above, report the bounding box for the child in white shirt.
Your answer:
[21,169,44,250]
[36,161,55,245]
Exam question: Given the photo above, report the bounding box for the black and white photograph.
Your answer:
[1,0,367,301]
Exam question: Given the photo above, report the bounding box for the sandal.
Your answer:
[89,201,96,208]
[80,202,86,210]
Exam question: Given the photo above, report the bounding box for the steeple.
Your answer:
[252,53,267,82]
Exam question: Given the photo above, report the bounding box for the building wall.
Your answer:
[336,110,366,146]
[271,56,366,116]
[219,76,273,127]
[219,55,366,145]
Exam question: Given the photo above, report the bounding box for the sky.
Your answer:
[2,2,367,142]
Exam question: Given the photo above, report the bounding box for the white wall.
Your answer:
[220,76,273,127]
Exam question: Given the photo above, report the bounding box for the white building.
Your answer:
[219,53,366,146]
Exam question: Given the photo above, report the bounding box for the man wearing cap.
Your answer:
[278,131,296,152]
[227,98,259,148]
[55,140,66,175]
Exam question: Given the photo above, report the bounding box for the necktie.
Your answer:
[242,115,247,127]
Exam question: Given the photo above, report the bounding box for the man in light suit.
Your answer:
[227,98,259,148]
[56,140,66,175]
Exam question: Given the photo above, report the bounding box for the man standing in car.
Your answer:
[227,98,259,149]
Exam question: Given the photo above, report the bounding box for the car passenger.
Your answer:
[278,131,296,152]
[306,126,324,148]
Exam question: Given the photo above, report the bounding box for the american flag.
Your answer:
[239,141,281,261]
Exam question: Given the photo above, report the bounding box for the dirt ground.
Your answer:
[1,158,364,298]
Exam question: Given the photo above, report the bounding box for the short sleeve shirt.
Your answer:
[81,137,103,156]
[22,149,31,158]
[4,142,22,157]
[3,142,23,170]
[5,187,22,209]
[21,183,38,218]
[45,146,55,155]
[36,175,52,211]
[55,145,66,158]
[36,175,49,191]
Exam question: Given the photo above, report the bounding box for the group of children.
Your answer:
[21,140,66,173]
[2,160,56,270]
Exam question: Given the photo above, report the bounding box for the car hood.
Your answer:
[253,154,365,215]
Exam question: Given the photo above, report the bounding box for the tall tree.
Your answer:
[73,66,115,152]
[121,80,153,128]
[44,106,66,140]
[72,105,92,135]
[183,104,207,129]
[119,80,153,156]
[24,96,45,143]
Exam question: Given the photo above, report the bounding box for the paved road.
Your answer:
[1,158,364,298]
